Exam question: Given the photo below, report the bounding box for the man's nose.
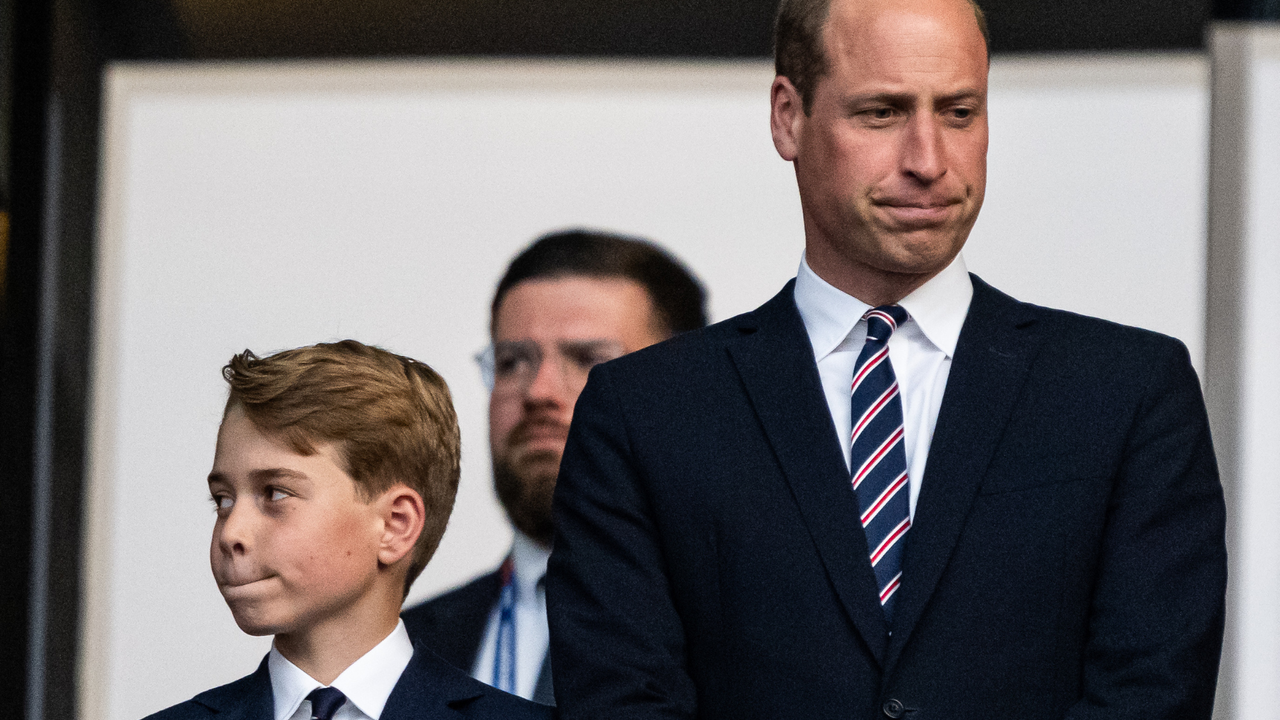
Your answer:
[901,113,946,183]
[523,353,573,405]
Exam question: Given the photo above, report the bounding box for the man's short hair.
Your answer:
[491,229,709,337]
[775,0,991,114]
[222,340,461,598]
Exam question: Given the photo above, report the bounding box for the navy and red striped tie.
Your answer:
[849,305,911,622]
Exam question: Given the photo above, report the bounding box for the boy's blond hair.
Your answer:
[222,339,461,597]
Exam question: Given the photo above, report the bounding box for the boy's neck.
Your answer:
[273,593,404,685]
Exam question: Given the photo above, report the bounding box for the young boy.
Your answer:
[146,340,552,720]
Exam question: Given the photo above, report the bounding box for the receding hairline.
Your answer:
[829,0,989,58]
[776,0,991,113]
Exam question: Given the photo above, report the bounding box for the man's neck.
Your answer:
[805,243,949,307]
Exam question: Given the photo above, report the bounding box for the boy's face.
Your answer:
[207,405,387,639]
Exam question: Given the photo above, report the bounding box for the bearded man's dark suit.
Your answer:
[545,276,1227,720]
[401,569,556,705]
[402,570,501,680]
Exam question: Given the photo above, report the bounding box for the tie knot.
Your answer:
[863,305,908,345]
[306,687,347,720]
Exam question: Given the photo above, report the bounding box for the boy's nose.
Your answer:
[214,506,253,555]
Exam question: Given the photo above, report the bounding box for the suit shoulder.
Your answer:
[975,276,1191,360]
[140,666,267,720]
[141,699,214,720]
[1029,302,1191,361]
[452,683,554,720]
[599,306,762,382]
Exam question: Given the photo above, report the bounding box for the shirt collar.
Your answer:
[794,252,973,360]
[510,529,551,600]
[269,620,415,720]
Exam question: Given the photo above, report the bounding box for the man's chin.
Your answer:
[512,437,568,460]
[493,456,558,546]
[510,448,564,474]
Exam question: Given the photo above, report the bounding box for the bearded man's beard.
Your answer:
[492,449,558,547]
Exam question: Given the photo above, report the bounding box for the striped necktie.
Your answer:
[849,305,911,622]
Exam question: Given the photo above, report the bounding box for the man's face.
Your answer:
[488,276,667,546]
[208,405,386,641]
[772,0,989,299]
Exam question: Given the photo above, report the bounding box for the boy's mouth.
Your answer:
[218,574,275,594]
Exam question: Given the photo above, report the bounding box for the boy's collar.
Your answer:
[269,620,413,720]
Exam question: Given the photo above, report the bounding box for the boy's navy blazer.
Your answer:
[546,275,1228,719]
[143,641,552,720]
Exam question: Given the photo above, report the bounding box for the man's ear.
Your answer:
[771,75,805,162]
[376,484,426,567]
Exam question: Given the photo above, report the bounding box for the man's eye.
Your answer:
[494,351,535,376]
[567,345,625,372]
[211,494,234,511]
[570,351,609,371]
[267,488,289,502]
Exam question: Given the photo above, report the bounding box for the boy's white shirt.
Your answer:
[269,619,415,720]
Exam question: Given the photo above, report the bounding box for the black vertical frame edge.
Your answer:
[4,0,102,718]
[2,0,52,717]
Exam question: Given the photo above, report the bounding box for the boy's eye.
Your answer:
[211,494,234,511]
[267,488,290,502]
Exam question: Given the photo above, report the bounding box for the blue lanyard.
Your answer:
[492,557,517,695]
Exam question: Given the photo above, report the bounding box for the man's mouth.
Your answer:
[875,200,959,227]
[510,420,570,445]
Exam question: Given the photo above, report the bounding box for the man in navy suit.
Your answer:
[145,341,548,720]
[401,230,707,704]
[545,0,1228,717]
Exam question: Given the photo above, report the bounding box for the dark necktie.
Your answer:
[849,305,912,622]
[306,687,347,720]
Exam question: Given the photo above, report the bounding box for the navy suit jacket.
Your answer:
[546,277,1227,720]
[142,640,551,720]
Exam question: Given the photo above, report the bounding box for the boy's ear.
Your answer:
[376,484,426,567]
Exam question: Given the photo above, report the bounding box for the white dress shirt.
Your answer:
[793,253,973,519]
[470,529,550,700]
[269,619,414,720]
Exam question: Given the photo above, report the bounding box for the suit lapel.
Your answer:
[884,276,1042,669]
[727,281,890,666]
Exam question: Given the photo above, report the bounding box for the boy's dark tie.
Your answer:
[306,687,347,720]
[849,305,912,622]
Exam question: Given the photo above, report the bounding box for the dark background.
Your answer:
[2,0,1275,718]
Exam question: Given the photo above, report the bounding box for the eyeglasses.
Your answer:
[475,339,627,394]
